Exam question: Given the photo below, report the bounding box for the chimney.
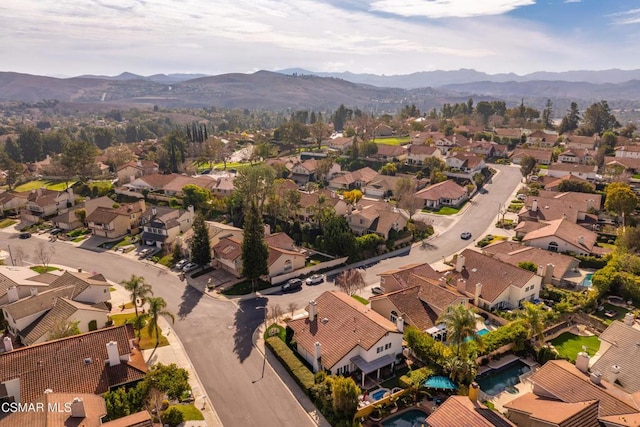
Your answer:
[611,365,621,383]
[624,312,635,326]
[313,342,321,372]
[577,236,584,245]
[106,341,120,366]
[536,264,544,276]
[7,286,19,303]
[264,224,271,236]
[590,372,602,385]
[396,316,404,333]
[544,264,554,285]
[469,382,480,403]
[70,397,86,418]
[456,279,467,294]
[532,199,538,212]
[30,287,38,297]
[576,351,590,373]
[474,283,482,306]
[152,206,157,216]
[455,254,466,273]
[3,336,14,352]
[308,300,317,322]
[77,268,82,273]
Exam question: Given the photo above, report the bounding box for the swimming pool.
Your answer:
[476,360,530,396]
[382,408,428,427]
[370,388,390,401]
[580,273,594,288]
[464,328,490,342]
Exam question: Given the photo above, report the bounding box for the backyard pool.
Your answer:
[382,408,428,427]
[579,273,594,288]
[370,388,391,401]
[464,328,490,342]
[476,360,531,396]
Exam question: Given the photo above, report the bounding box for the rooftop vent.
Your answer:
[321,317,329,324]
[84,357,92,365]
[471,268,478,273]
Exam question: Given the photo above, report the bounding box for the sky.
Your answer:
[1,0,640,77]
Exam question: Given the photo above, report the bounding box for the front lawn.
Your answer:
[14,179,75,192]
[549,332,600,363]
[30,266,60,274]
[164,404,204,422]
[429,206,460,215]
[109,313,169,350]
[221,279,272,295]
[372,136,410,146]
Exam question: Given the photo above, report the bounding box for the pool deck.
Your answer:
[479,356,540,413]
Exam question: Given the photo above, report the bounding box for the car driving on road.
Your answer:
[460,231,472,240]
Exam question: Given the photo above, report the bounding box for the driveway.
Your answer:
[0,233,315,427]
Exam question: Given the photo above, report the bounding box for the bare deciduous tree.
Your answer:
[335,269,365,296]
[287,302,299,318]
[35,241,55,268]
[267,303,283,325]
[13,246,28,266]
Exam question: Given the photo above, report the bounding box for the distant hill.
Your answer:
[76,72,209,83]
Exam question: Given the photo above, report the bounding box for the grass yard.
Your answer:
[14,179,75,192]
[549,332,600,362]
[264,323,286,341]
[0,219,17,228]
[593,302,629,325]
[164,404,204,422]
[30,266,60,274]
[352,294,369,305]
[221,279,272,295]
[428,206,460,215]
[110,313,169,350]
[372,137,410,146]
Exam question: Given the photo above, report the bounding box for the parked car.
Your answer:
[139,248,153,258]
[18,232,31,239]
[281,278,303,293]
[182,262,198,273]
[371,286,385,295]
[516,193,526,201]
[460,231,472,240]
[305,274,324,285]
[175,259,188,270]
[49,228,63,235]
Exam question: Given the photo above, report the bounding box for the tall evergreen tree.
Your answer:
[542,99,553,129]
[17,126,44,162]
[190,213,211,267]
[4,137,22,162]
[241,201,269,292]
[558,102,580,134]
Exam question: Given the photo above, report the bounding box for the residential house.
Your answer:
[563,134,599,150]
[298,189,348,223]
[86,200,147,239]
[557,148,595,164]
[289,158,318,185]
[346,202,407,240]
[0,266,59,306]
[161,175,217,198]
[0,191,28,214]
[370,144,407,162]
[370,276,468,338]
[208,175,235,197]
[414,180,468,209]
[116,160,159,184]
[287,291,403,386]
[604,157,640,175]
[22,187,75,222]
[492,144,509,158]
[444,249,542,311]
[505,359,640,424]
[374,124,393,137]
[377,262,442,293]
[517,192,601,224]
[614,145,640,159]
[51,196,115,231]
[0,325,146,404]
[427,393,516,427]
[547,163,598,180]
[326,136,354,151]
[544,174,595,192]
[1,270,112,345]
[122,173,179,193]
[493,128,523,141]
[527,129,559,147]
[469,141,495,157]
[435,134,470,155]
[482,241,580,287]
[139,205,194,249]
[212,232,305,278]
[589,320,640,394]
[363,174,416,199]
[407,144,443,165]
[517,218,600,256]
[510,148,553,165]
[180,220,243,260]
[445,152,485,175]
[328,167,378,191]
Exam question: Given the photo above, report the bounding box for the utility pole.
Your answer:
[7,245,14,266]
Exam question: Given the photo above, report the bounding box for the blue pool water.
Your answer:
[382,409,428,427]
[464,328,490,342]
[580,273,594,288]
[476,360,531,396]
[371,388,390,401]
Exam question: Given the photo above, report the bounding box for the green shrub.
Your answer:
[576,254,609,269]
[398,366,433,388]
[162,407,185,427]
[265,337,315,392]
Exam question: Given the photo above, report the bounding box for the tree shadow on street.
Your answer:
[177,284,203,320]
[233,297,267,363]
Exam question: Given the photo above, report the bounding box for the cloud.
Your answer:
[369,0,535,18]
[563,0,581,3]
[608,8,640,25]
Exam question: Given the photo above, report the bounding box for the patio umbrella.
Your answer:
[423,376,458,390]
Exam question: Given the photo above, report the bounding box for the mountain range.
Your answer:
[2,69,640,112]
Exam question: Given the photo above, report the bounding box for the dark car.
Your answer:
[18,232,31,239]
[460,232,472,240]
[371,286,385,295]
[281,278,303,292]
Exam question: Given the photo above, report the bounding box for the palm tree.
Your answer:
[147,297,175,347]
[519,301,546,346]
[130,313,148,340]
[121,275,153,317]
[437,304,480,356]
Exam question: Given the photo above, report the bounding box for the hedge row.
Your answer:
[265,337,315,392]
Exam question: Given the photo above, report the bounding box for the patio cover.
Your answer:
[350,354,395,374]
[423,376,458,390]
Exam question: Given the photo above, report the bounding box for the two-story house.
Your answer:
[85,200,147,239]
[328,167,378,191]
[527,129,558,147]
[346,202,407,240]
[290,159,318,185]
[407,145,443,165]
[287,291,404,387]
[0,191,28,215]
[22,188,75,223]
[445,152,485,175]
[139,205,194,249]
[557,148,594,164]
[116,159,159,185]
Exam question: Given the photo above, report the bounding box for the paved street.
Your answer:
[0,233,315,427]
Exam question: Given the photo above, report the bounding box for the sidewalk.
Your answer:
[252,317,332,427]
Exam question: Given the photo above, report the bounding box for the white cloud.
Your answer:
[369,0,535,18]
[563,0,581,3]
[608,8,640,25]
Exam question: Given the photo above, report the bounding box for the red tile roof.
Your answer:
[427,396,516,427]
[504,393,599,427]
[414,180,467,201]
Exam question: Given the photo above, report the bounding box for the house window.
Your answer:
[284,259,292,272]
[384,343,391,350]
[390,310,398,323]
[548,241,559,252]
[376,346,383,353]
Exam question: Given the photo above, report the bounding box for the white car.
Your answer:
[182,262,198,273]
[139,248,153,258]
[305,274,324,285]
[175,259,188,270]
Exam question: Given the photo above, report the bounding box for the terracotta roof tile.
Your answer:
[0,392,107,427]
[101,410,154,427]
[504,393,599,427]
[522,218,598,253]
[591,321,640,394]
[427,396,516,427]
[414,180,466,201]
